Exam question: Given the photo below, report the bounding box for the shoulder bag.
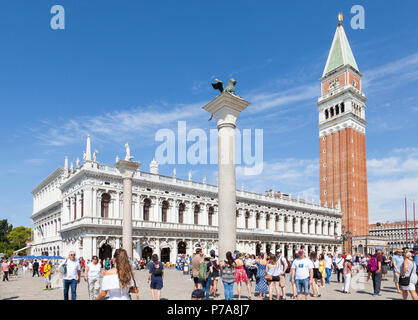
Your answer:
[399,262,415,287]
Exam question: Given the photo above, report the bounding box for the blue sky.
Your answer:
[0,1,417,227]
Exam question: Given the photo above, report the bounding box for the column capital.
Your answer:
[115,160,140,179]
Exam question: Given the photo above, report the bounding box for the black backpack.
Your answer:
[152,262,162,276]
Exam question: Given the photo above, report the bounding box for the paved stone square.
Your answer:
[0,267,407,300]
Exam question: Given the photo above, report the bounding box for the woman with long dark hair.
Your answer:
[97,249,139,300]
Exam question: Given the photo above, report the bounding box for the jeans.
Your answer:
[223,281,234,300]
[295,278,310,294]
[201,277,212,300]
[372,271,382,294]
[63,279,78,300]
[337,268,343,282]
[325,268,332,284]
[33,269,39,277]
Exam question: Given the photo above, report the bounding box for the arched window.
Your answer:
[330,107,334,117]
[256,213,260,229]
[208,207,214,226]
[335,105,339,115]
[245,211,249,229]
[266,214,270,229]
[194,205,200,225]
[143,198,151,221]
[325,109,329,119]
[162,201,169,223]
[81,193,84,217]
[178,203,185,224]
[340,102,345,113]
[101,193,111,218]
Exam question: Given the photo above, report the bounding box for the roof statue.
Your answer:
[211,78,237,95]
[76,158,80,168]
[173,168,176,178]
[93,149,99,162]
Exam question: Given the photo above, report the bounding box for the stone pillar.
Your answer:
[84,187,93,217]
[295,217,301,233]
[83,237,93,260]
[310,219,316,234]
[286,216,293,233]
[329,222,335,236]
[302,218,308,234]
[115,192,120,219]
[92,188,97,217]
[203,91,250,260]
[249,211,256,229]
[237,209,245,229]
[278,215,284,232]
[92,237,97,257]
[260,213,267,230]
[323,221,329,235]
[116,160,140,259]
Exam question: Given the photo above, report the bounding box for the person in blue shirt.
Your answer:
[148,254,164,300]
[413,245,418,266]
[392,248,405,293]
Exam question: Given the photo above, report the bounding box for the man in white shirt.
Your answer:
[291,250,314,300]
[59,251,81,300]
[276,250,288,300]
[325,253,333,284]
[335,253,345,283]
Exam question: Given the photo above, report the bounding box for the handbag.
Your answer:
[399,263,415,287]
[59,259,67,275]
[265,275,273,281]
[132,278,140,300]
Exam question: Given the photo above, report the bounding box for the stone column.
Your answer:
[115,192,120,219]
[116,160,140,259]
[302,218,308,234]
[310,219,316,234]
[84,187,93,217]
[323,221,329,235]
[295,217,301,233]
[278,215,284,232]
[92,188,97,217]
[203,92,250,260]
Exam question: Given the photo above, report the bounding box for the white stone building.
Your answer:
[369,221,417,253]
[29,138,343,262]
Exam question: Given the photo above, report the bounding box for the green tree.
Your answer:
[0,219,13,243]
[7,226,32,254]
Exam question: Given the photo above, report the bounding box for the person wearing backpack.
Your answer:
[198,256,213,300]
[366,247,383,296]
[220,251,236,300]
[209,250,220,298]
[148,254,164,300]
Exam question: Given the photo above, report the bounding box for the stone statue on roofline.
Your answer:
[93,149,99,162]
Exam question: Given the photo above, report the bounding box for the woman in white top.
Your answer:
[309,251,321,297]
[84,255,104,300]
[265,254,281,300]
[97,249,139,300]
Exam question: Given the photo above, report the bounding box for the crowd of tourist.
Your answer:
[1,244,417,300]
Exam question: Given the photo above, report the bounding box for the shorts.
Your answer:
[44,275,51,283]
[268,275,280,282]
[212,276,220,281]
[150,280,163,290]
[295,278,310,295]
[279,275,286,287]
[193,277,199,284]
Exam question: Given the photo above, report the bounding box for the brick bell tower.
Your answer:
[318,14,369,249]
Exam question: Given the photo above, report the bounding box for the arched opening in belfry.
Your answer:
[335,105,339,115]
[340,102,345,113]
[245,211,249,229]
[330,107,334,117]
[325,109,329,119]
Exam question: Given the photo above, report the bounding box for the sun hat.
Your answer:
[346,255,352,261]
[395,248,403,253]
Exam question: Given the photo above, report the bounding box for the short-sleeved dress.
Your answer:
[235,264,248,283]
[149,261,164,290]
[255,262,268,294]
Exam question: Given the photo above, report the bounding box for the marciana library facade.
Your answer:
[29,18,374,262]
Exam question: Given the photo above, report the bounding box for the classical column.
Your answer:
[249,211,256,229]
[302,218,308,234]
[237,209,245,229]
[323,221,329,235]
[203,91,250,260]
[316,220,322,234]
[92,188,97,217]
[83,187,93,217]
[310,219,316,234]
[286,216,293,233]
[295,217,301,233]
[260,212,267,230]
[278,215,285,232]
[116,159,140,259]
[115,191,121,219]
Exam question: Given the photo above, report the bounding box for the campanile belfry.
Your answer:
[317,14,369,243]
